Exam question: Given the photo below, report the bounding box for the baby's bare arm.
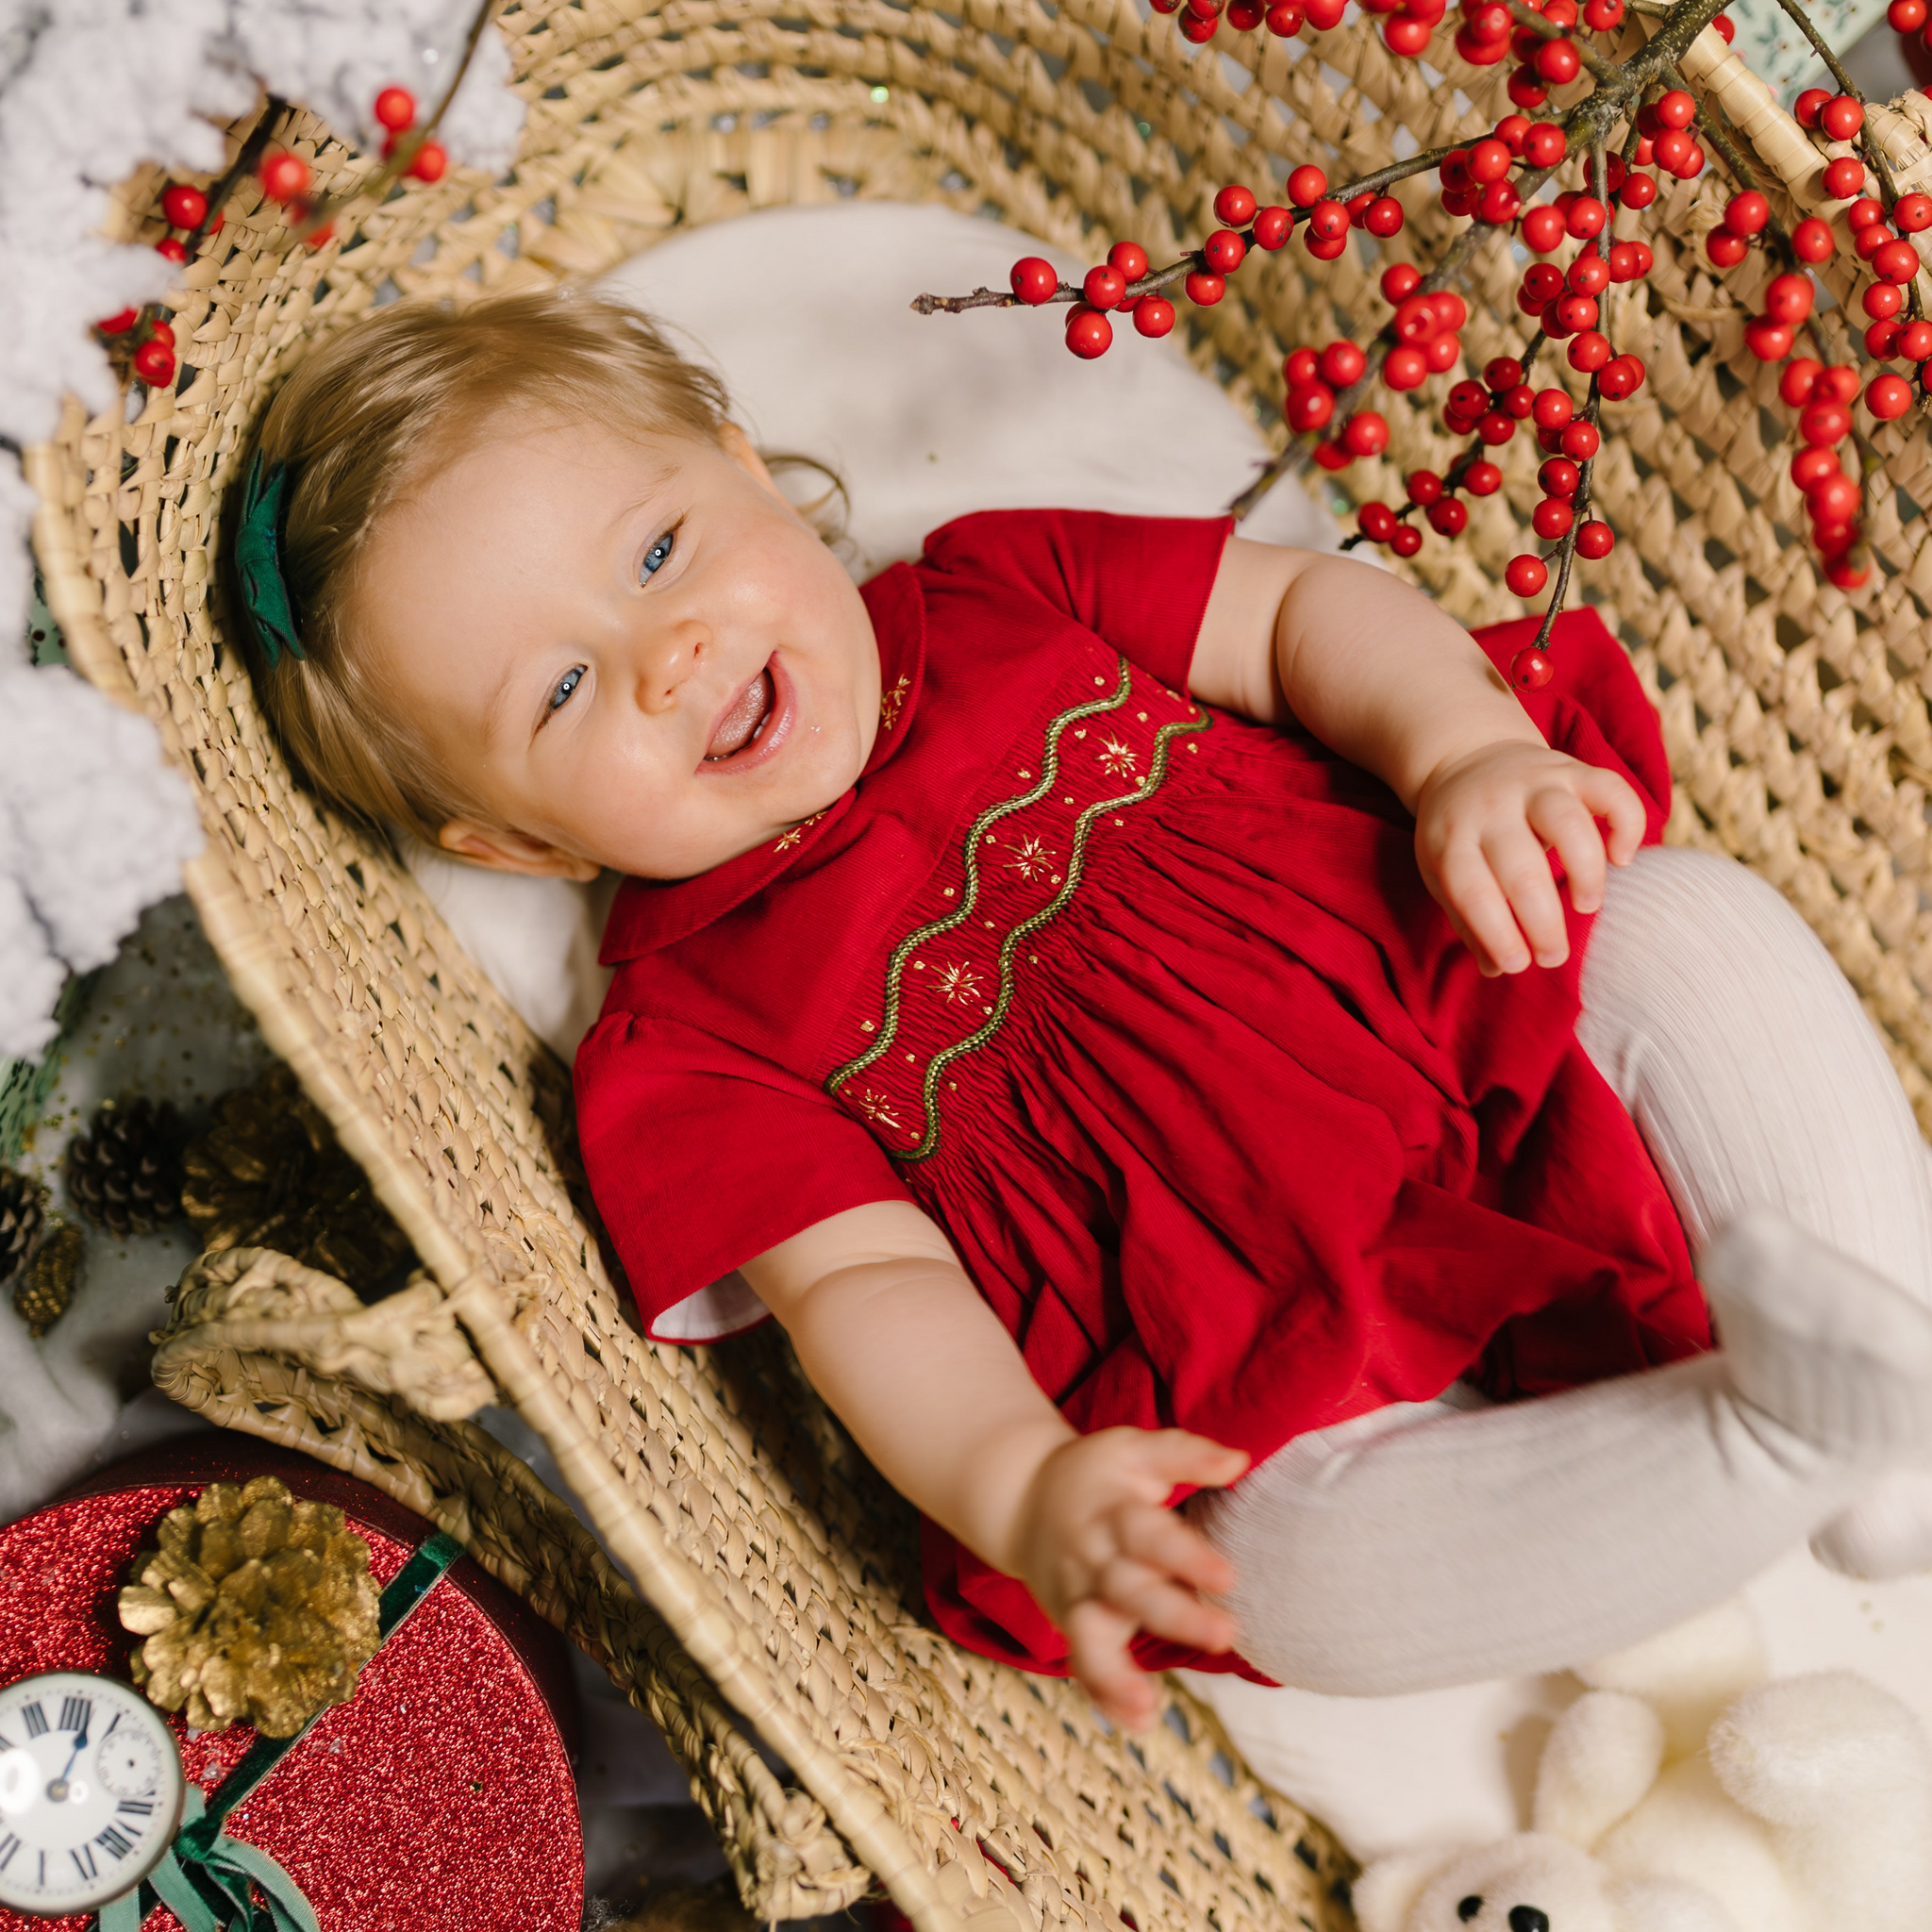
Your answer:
[1191,538,1646,974]
[741,1201,1246,1723]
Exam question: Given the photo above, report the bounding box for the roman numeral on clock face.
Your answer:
[115,1799,154,1819]
[58,1697,91,1735]
[70,1843,97,1881]
[19,1704,46,1739]
[93,1825,135,1861]
[0,1833,18,1871]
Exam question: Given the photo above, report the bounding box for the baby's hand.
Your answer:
[1412,740,1645,975]
[1008,1427,1249,1728]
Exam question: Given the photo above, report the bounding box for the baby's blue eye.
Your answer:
[641,529,675,579]
[548,666,584,712]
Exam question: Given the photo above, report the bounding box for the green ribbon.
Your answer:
[235,454,304,668]
[98,1530,465,1932]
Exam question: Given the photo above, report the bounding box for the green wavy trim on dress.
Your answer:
[826,658,1213,1163]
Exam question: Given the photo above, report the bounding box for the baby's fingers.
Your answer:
[1525,786,1607,918]
[1580,763,1647,866]
[1120,1498,1238,1598]
[1063,1598,1159,1730]
[1436,839,1535,974]
[1138,1428,1250,1495]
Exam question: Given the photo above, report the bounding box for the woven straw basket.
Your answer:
[24,2,1932,1927]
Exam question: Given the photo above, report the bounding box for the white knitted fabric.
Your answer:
[1188,846,1932,1695]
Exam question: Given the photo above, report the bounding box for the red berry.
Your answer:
[1746,317,1799,360]
[154,237,188,263]
[1407,468,1444,505]
[1307,230,1349,260]
[148,320,175,348]
[1286,383,1337,431]
[1522,121,1567,168]
[1424,331,1462,374]
[1464,459,1504,495]
[1506,554,1550,596]
[1876,237,1923,283]
[1381,344,1429,390]
[1618,171,1657,210]
[1203,229,1247,273]
[407,141,447,183]
[1575,520,1614,558]
[160,183,208,229]
[1382,261,1424,302]
[1567,253,1610,294]
[1065,307,1114,358]
[1791,216,1835,261]
[1823,156,1867,199]
[1391,524,1424,557]
[1214,183,1258,226]
[1712,10,1734,39]
[97,308,139,334]
[1891,0,1927,25]
[1655,88,1695,129]
[1607,240,1651,281]
[1306,0,1347,23]
[1560,419,1600,459]
[1766,273,1815,324]
[1847,195,1888,231]
[1598,354,1645,400]
[1566,195,1607,239]
[259,151,310,202]
[374,86,416,133]
[1706,229,1750,268]
[1266,0,1307,31]
[1305,198,1349,241]
[1346,192,1376,230]
[1456,22,1511,60]
[1568,329,1611,373]
[1507,65,1550,109]
[1484,356,1524,391]
[132,339,175,384]
[1801,398,1853,444]
[1556,291,1599,333]
[1365,196,1406,237]
[1511,646,1555,689]
[1084,264,1127,308]
[1179,11,1219,39]
[1342,410,1391,456]
[1135,295,1177,337]
[1522,205,1566,252]
[1186,269,1227,304]
[1109,241,1151,282]
[1428,497,1470,536]
[1359,501,1400,541]
[1868,372,1915,418]
[1285,346,1321,386]
[1539,456,1580,496]
[1821,93,1865,141]
[1532,387,1574,429]
[1227,0,1268,25]
[1522,263,1565,306]
[1252,206,1292,249]
[1011,257,1059,304]
[1288,164,1330,207]
[1902,320,1932,360]
[1321,340,1369,386]
[1533,496,1574,539]
[1582,0,1623,27]
[1825,556,1870,590]
[1794,88,1831,128]
[1476,408,1517,444]
[1866,281,1906,320]
[1477,180,1524,225]
[1465,137,1510,184]
[1808,472,1860,523]
[1312,441,1353,472]
[1896,192,1932,234]
[1534,36,1580,80]
[1871,317,1906,358]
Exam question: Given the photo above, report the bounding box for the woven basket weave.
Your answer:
[24,3,1932,1928]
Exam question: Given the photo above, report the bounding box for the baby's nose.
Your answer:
[631,619,710,713]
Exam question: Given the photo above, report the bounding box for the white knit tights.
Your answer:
[1187,844,1932,1695]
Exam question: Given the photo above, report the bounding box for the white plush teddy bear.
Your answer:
[1351,1600,1932,1932]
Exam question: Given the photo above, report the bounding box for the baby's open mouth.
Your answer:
[705,666,776,760]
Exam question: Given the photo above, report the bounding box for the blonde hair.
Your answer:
[230,288,842,847]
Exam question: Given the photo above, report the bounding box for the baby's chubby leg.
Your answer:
[1188,1211,1932,1693]
[1185,845,1932,1692]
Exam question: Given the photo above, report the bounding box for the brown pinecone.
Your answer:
[65,1096,187,1237]
[180,1066,412,1297]
[119,1474,380,1737]
[14,1217,81,1338]
[0,1167,44,1291]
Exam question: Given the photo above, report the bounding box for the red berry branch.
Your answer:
[90,0,499,397]
[915,0,1924,660]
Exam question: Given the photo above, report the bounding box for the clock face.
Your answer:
[0,1672,184,1915]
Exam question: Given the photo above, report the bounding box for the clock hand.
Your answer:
[45,1717,90,1803]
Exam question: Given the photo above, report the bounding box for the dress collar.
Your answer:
[598,562,926,964]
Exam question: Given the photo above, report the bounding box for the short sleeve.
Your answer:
[918,508,1233,696]
[574,1011,915,1341]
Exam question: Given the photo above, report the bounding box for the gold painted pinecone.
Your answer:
[14,1218,81,1339]
[118,1474,380,1738]
[66,1096,187,1238]
[181,1066,412,1297]
[0,1167,43,1290]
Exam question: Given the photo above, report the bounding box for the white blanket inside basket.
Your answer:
[400,202,1932,1866]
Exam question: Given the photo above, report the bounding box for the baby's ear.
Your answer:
[438,818,602,883]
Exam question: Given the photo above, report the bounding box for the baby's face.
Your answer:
[358,410,881,881]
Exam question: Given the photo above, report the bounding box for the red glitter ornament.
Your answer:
[0,1439,581,1932]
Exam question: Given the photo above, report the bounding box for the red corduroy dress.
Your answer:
[575,508,1709,1679]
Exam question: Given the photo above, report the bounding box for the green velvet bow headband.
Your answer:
[236,452,305,667]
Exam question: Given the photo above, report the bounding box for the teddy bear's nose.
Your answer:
[1507,1910,1550,1932]
[1457,1901,1481,1924]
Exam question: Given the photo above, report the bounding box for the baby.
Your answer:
[236,288,1932,1725]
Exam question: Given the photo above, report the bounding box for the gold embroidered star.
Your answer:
[851,1087,904,1132]
[1004,834,1056,882]
[879,675,911,730]
[937,962,986,1007]
[1096,733,1140,780]
[774,810,826,852]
